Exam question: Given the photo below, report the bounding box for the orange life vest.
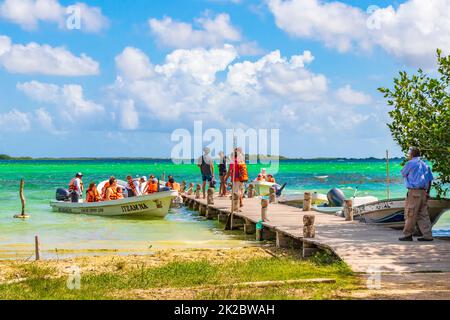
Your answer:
[86,188,101,203]
[69,178,83,192]
[128,180,138,196]
[238,162,249,182]
[146,181,158,194]
[166,181,180,191]
[101,182,110,199]
[267,177,275,183]
[105,186,119,200]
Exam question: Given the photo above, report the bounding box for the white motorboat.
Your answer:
[354,198,450,229]
[251,181,282,196]
[278,192,329,206]
[50,190,178,217]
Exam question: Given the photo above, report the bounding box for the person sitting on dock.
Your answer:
[127,175,140,196]
[104,177,119,201]
[86,182,101,203]
[399,147,434,242]
[68,172,84,203]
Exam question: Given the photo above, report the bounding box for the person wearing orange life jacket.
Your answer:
[85,182,101,203]
[225,148,247,209]
[256,174,264,181]
[101,176,115,199]
[145,178,159,194]
[116,186,124,200]
[166,176,180,192]
[68,172,84,203]
[266,174,276,183]
[104,177,119,201]
[126,175,140,197]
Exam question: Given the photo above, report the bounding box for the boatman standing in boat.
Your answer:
[399,147,434,242]
[68,172,84,203]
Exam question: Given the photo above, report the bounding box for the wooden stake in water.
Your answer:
[14,178,30,219]
[35,235,40,261]
[386,150,390,200]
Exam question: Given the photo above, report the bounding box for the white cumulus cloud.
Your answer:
[0,109,31,132]
[0,35,99,76]
[268,0,450,66]
[335,85,372,105]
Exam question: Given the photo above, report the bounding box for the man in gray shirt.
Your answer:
[197,147,215,199]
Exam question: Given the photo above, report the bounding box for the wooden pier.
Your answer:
[182,193,450,274]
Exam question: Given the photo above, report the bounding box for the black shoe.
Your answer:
[399,235,413,241]
[417,237,433,242]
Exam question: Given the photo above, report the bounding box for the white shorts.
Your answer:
[232,181,243,194]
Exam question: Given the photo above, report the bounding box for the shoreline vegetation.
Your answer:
[0,247,360,300]
[0,154,403,162]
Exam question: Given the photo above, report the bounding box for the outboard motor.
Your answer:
[56,188,70,201]
[121,187,129,198]
[327,188,345,207]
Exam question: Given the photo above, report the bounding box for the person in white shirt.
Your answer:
[68,172,84,202]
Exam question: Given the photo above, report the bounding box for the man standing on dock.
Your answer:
[399,147,434,242]
[197,147,215,199]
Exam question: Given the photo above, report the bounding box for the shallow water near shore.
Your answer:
[0,159,448,259]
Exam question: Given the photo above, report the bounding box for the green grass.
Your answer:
[0,252,359,300]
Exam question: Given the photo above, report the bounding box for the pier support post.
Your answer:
[225,215,244,230]
[344,200,354,221]
[244,219,256,234]
[193,201,200,211]
[188,199,195,210]
[199,204,207,216]
[206,208,218,220]
[256,228,276,241]
[261,198,269,222]
[276,232,303,249]
[218,212,228,223]
[303,214,316,238]
[247,184,255,198]
[303,192,312,211]
[302,241,319,258]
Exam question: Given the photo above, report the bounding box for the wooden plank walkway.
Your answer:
[182,193,450,274]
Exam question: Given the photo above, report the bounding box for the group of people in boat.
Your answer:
[68,172,181,203]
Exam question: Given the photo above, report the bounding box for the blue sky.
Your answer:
[0,0,448,158]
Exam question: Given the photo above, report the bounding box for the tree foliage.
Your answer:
[379,49,450,197]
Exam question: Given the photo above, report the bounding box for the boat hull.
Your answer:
[354,198,450,229]
[251,181,280,196]
[50,191,178,217]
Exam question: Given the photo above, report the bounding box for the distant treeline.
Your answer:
[0,154,403,161]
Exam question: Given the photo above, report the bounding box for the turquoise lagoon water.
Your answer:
[0,159,448,259]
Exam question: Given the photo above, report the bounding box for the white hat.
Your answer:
[141,176,147,182]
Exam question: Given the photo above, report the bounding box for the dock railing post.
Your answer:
[247,184,254,198]
[303,192,312,211]
[261,198,269,222]
[187,183,194,195]
[269,187,276,203]
[344,200,354,221]
[181,181,186,193]
[207,188,214,205]
[303,215,315,238]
